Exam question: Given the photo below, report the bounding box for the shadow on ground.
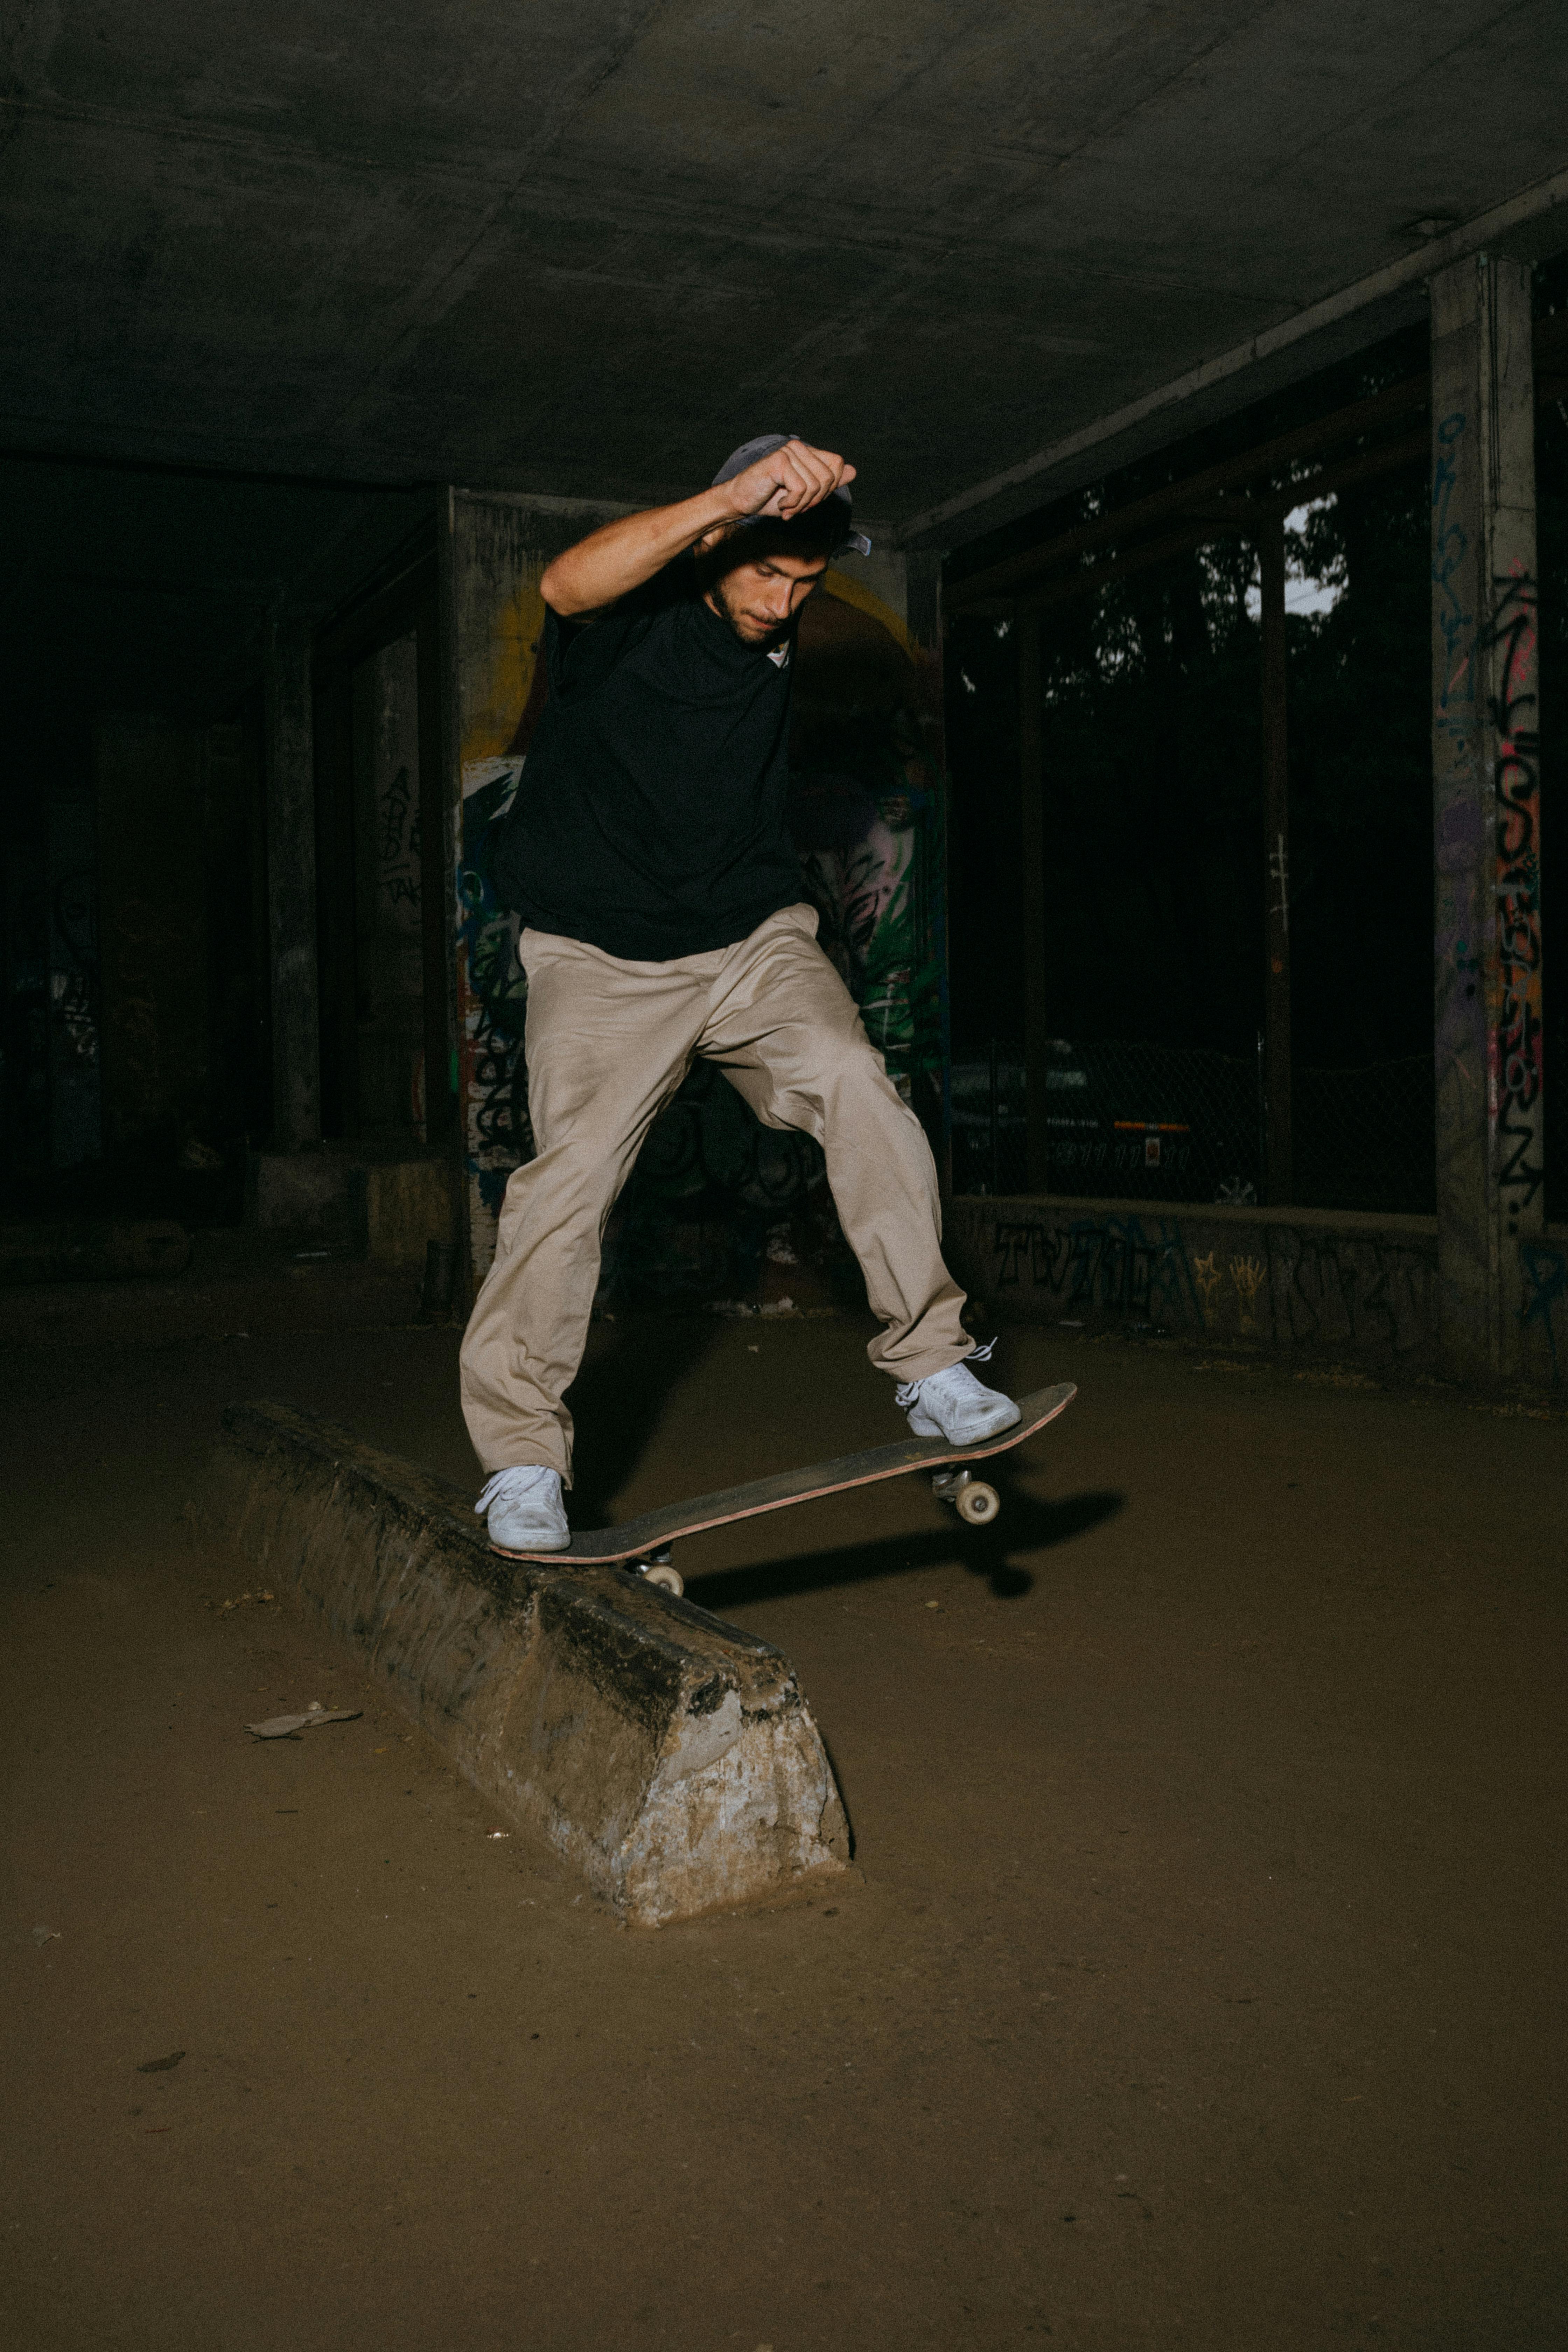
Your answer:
[562,1313,724,1522]
[687,1483,1125,1609]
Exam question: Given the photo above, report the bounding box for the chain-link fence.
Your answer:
[952,1040,1436,1215]
[1292,1056,1435,1214]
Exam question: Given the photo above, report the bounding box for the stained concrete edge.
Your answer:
[209,1401,849,1927]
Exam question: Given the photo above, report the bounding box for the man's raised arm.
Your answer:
[539,438,856,617]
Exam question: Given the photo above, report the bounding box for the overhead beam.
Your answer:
[948,376,1429,608]
[903,163,1568,553]
[951,315,1568,616]
[955,429,1431,624]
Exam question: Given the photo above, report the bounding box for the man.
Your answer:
[462,432,1020,1555]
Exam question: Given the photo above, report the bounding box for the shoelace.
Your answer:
[475,1467,551,1516]
[895,1337,996,1410]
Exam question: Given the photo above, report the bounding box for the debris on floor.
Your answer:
[210,1589,275,1614]
[136,2050,185,2073]
[32,1925,60,1946]
[244,1702,361,1740]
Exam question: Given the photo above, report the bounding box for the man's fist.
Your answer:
[722,438,856,524]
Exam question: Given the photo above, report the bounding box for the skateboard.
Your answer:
[489,1381,1076,1596]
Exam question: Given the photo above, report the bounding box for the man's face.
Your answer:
[703,549,827,646]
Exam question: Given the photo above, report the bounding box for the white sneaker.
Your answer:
[475,1466,570,1554]
[897,1345,1021,1446]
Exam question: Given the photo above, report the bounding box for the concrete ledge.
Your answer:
[210,1402,849,1927]
[247,1145,456,1270]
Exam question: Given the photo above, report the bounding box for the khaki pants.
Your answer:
[459,903,971,1479]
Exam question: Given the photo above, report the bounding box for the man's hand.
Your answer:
[719,438,856,524]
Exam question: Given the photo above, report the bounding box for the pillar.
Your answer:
[47,789,101,1168]
[1259,513,1294,1204]
[263,616,321,1150]
[441,493,623,1294]
[95,716,208,1158]
[901,547,954,1191]
[351,632,426,1140]
[1018,615,1050,1190]
[1430,254,1542,1380]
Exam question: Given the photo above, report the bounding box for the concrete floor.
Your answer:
[1,1307,1563,2351]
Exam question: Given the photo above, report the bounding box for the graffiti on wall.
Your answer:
[1430,376,1546,1372]
[990,1213,1202,1324]
[1266,1226,1435,1356]
[379,762,420,917]
[971,1206,1439,1357]
[456,755,532,1262]
[1479,564,1543,1231]
[958,1201,1568,1375]
[793,769,941,1088]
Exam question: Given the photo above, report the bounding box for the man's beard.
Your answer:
[705,572,790,650]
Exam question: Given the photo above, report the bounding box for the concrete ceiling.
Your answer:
[3,2,1567,543]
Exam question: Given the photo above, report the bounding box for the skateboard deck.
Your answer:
[490,1380,1076,1571]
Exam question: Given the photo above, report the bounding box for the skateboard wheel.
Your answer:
[955,1480,1000,1526]
[643,1562,684,1597]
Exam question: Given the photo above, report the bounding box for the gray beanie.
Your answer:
[712,434,872,557]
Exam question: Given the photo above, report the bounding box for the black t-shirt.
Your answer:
[489,556,804,960]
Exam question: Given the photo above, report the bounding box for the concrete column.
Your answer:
[902,548,953,1191]
[263,616,321,1150]
[95,715,207,1158]
[47,791,102,1168]
[1259,513,1293,1205]
[1018,615,1050,1190]
[1430,254,1542,1380]
[441,492,627,1291]
[351,632,426,1140]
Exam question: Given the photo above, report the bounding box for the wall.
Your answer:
[351,633,427,1140]
[96,716,211,1159]
[444,492,606,1288]
[945,1190,1567,1384]
[46,793,100,1168]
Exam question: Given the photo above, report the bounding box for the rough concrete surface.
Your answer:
[213,1401,847,1925]
[2,1308,1564,2350]
[5,8,1565,515]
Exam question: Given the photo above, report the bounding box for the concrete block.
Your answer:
[247,1147,455,1270]
[364,1156,454,1270]
[211,1402,849,1926]
[247,1148,363,1237]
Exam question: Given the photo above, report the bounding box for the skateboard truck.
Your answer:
[632,1547,685,1598]
[631,1471,1001,1596]
[930,1467,1001,1526]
